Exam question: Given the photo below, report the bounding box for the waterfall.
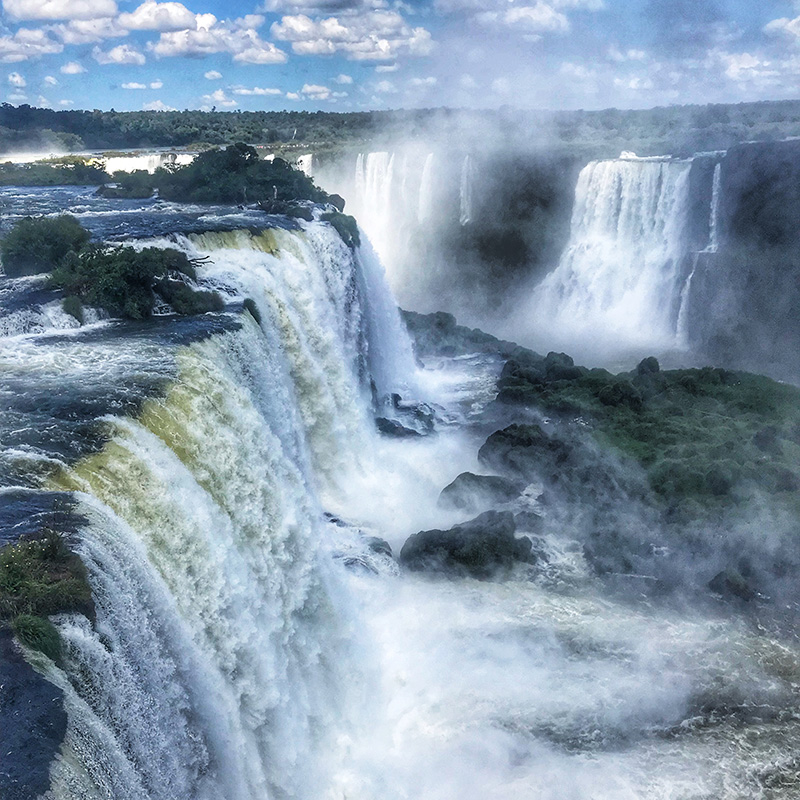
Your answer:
[417,153,435,224]
[707,162,722,254]
[43,323,360,800]
[296,153,314,176]
[104,152,195,175]
[459,155,475,226]
[8,220,418,800]
[531,157,694,352]
[675,161,723,345]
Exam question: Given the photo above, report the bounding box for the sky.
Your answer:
[1,0,800,112]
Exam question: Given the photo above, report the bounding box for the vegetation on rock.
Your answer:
[0,528,93,660]
[1,214,90,277]
[497,353,800,508]
[0,157,108,187]
[152,143,329,204]
[50,244,220,320]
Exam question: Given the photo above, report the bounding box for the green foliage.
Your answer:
[50,245,216,320]
[0,157,107,187]
[97,169,155,199]
[1,214,90,277]
[0,528,93,621]
[497,355,800,506]
[12,614,61,662]
[62,295,84,324]
[321,211,360,248]
[154,143,329,204]
[155,278,224,315]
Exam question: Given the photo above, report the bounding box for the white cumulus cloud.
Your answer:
[7,71,26,86]
[334,72,353,83]
[2,0,118,21]
[203,69,222,79]
[121,81,147,88]
[0,29,63,62]
[118,1,198,31]
[60,60,86,73]
[49,18,128,44]
[271,10,433,61]
[143,99,175,110]
[201,87,237,106]
[43,74,58,85]
[150,22,287,64]
[232,85,282,95]
[93,43,146,64]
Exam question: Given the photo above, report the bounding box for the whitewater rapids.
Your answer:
[1,209,799,799]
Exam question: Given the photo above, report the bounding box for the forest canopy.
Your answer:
[3,99,800,159]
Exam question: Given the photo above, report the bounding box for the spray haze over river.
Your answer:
[2,140,800,800]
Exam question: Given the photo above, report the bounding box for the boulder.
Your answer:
[438,472,526,513]
[399,510,533,579]
[708,568,756,601]
[375,417,424,438]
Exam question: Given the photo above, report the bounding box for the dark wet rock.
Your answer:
[375,417,424,438]
[388,394,436,434]
[328,194,346,212]
[513,510,544,533]
[544,351,584,382]
[438,472,526,513]
[708,568,757,601]
[365,536,393,559]
[636,356,660,376]
[478,423,571,477]
[0,628,66,800]
[341,556,379,575]
[399,510,533,579]
[400,310,523,359]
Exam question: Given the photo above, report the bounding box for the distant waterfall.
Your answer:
[707,162,722,254]
[459,155,475,226]
[531,157,694,352]
[296,153,314,176]
[418,153,435,223]
[675,161,723,345]
[316,151,437,287]
[104,152,195,174]
[32,221,418,800]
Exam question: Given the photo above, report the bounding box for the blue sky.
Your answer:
[1,0,800,112]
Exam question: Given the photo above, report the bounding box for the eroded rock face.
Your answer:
[399,510,535,579]
[0,629,67,800]
[438,472,527,514]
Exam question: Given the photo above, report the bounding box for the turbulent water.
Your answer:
[3,182,800,800]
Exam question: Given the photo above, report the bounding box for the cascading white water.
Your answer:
[43,322,363,800]
[707,161,722,254]
[19,221,418,800]
[315,151,437,293]
[417,153,435,224]
[675,161,723,345]
[296,153,314,176]
[459,155,475,226]
[526,157,694,355]
[104,152,195,174]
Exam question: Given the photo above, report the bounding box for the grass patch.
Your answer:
[497,354,800,506]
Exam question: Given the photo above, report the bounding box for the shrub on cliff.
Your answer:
[97,169,155,199]
[154,143,330,204]
[1,214,90,277]
[50,245,222,320]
